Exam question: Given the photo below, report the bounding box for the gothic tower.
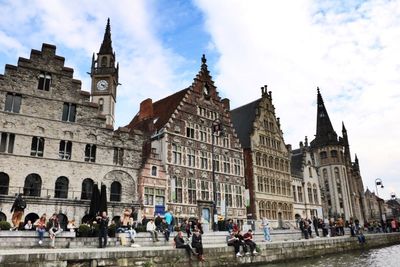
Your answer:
[310,88,353,220]
[90,18,119,127]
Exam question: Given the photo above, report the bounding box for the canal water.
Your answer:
[262,244,400,267]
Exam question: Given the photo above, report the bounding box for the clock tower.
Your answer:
[90,18,119,127]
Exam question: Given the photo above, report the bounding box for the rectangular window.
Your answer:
[200,151,208,169]
[188,179,197,204]
[308,187,313,203]
[213,155,220,172]
[293,185,297,202]
[155,189,165,206]
[200,128,207,142]
[172,144,182,165]
[297,186,303,202]
[144,187,154,205]
[225,184,233,207]
[313,188,319,204]
[84,144,96,162]
[187,149,196,167]
[174,177,183,203]
[5,93,21,113]
[59,140,72,160]
[257,176,263,192]
[201,181,210,200]
[216,183,221,206]
[30,136,45,157]
[234,159,240,175]
[223,156,231,174]
[235,186,242,208]
[37,72,52,91]
[62,102,76,122]
[0,132,15,153]
[186,126,194,138]
[113,147,124,165]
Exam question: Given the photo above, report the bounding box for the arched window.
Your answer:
[0,212,6,221]
[55,176,69,198]
[271,179,276,194]
[320,151,327,159]
[275,158,279,169]
[259,201,265,218]
[101,57,107,67]
[313,184,319,204]
[307,183,313,204]
[280,159,284,171]
[81,178,94,200]
[284,161,289,172]
[268,156,273,168]
[84,144,97,162]
[255,152,261,165]
[266,202,271,219]
[0,172,9,195]
[110,181,122,202]
[276,180,281,195]
[24,174,42,197]
[98,98,104,112]
[262,154,267,167]
[271,202,277,220]
[151,166,157,176]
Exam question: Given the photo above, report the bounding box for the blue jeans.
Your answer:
[37,228,46,241]
[263,227,271,241]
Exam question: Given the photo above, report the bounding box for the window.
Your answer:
[225,184,233,207]
[213,154,220,172]
[307,184,313,203]
[330,150,338,158]
[223,156,230,173]
[271,202,277,220]
[98,98,104,112]
[0,172,9,195]
[200,151,208,169]
[268,156,273,168]
[313,184,319,204]
[297,186,303,202]
[320,151,327,159]
[188,179,197,204]
[0,132,15,153]
[262,155,267,167]
[5,93,21,113]
[257,176,263,192]
[81,178,94,200]
[216,183,221,206]
[276,180,281,195]
[271,179,276,194]
[199,127,207,142]
[58,140,72,160]
[172,144,182,165]
[155,188,165,205]
[266,202,271,218]
[23,174,42,197]
[201,181,210,200]
[259,201,265,218]
[173,176,183,203]
[186,125,195,138]
[113,147,124,165]
[151,166,157,176]
[235,186,242,208]
[37,72,52,91]
[62,102,76,122]
[54,176,69,198]
[234,159,241,175]
[293,186,297,202]
[144,187,154,205]
[30,137,45,157]
[265,178,270,193]
[255,153,261,165]
[85,144,96,162]
[275,158,279,169]
[110,181,122,201]
[187,149,196,167]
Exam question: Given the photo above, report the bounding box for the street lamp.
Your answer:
[211,119,223,232]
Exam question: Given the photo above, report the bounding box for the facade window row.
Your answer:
[292,183,319,204]
[185,123,230,148]
[262,119,275,133]
[257,176,291,197]
[258,201,293,220]
[197,106,218,120]
[0,172,122,201]
[259,134,281,150]
[255,152,289,172]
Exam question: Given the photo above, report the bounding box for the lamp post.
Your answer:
[211,119,222,232]
[375,178,384,230]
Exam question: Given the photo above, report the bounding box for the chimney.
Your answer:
[222,98,230,111]
[139,98,153,121]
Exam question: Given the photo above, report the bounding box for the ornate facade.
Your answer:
[231,87,293,228]
[0,20,144,227]
[128,56,246,228]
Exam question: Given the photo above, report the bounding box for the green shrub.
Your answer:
[78,224,91,237]
[0,221,11,230]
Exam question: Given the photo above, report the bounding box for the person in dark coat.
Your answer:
[174,231,196,258]
[10,193,26,230]
[243,229,258,255]
[97,211,109,248]
[191,228,204,261]
[313,216,319,237]
[154,213,162,232]
[160,218,170,241]
[227,230,248,257]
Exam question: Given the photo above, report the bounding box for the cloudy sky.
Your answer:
[0,0,398,199]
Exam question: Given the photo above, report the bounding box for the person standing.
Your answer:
[313,216,319,237]
[164,210,173,233]
[34,214,47,245]
[97,211,109,248]
[261,218,271,242]
[49,213,63,248]
[10,193,26,230]
[191,228,205,261]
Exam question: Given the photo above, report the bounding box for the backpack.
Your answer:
[18,199,26,209]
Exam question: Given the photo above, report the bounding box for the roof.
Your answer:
[290,148,303,178]
[99,18,113,55]
[127,88,189,131]
[230,99,261,148]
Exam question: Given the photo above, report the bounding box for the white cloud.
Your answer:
[195,0,400,198]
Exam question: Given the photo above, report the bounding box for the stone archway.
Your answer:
[58,213,68,230]
[103,170,136,203]
[24,212,39,225]
[0,212,6,221]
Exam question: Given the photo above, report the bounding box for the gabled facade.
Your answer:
[231,87,293,228]
[0,20,144,227]
[291,138,323,220]
[128,56,246,228]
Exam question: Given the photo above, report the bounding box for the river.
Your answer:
[262,244,400,267]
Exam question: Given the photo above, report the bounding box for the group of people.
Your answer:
[227,229,259,257]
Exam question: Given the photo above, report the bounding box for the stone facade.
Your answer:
[231,87,293,228]
[128,56,246,227]
[0,21,144,227]
[291,138,323,220]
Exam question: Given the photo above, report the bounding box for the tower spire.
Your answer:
[310,87,338,147]
[99,18,113,54]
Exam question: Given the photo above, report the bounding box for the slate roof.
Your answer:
[230,99,261,149]
[290,148,304,179]
[127,88,189,132]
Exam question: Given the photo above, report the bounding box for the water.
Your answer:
[262,244,400,267]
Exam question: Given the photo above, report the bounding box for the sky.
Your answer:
[0,0,399,200]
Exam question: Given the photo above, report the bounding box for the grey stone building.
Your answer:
[0,20,144,227]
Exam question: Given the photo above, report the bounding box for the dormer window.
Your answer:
[38,72,51,91]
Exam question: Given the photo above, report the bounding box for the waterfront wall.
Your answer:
[0,233,399,267]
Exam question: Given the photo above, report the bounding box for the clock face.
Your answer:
[96,80,108,91]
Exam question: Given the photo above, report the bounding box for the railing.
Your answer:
[0,185,84,200]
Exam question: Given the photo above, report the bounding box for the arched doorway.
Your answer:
[0,212,6,221]
[81,214,93,224]
[58,213,68,230]
[24,213,39,225]
[0,172,9,195]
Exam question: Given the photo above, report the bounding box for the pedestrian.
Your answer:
[227,219,234,233]
[154,213,162,232]
[164,210,173,233]
[391,219,397,232]
[49,213,63,248]
[191,228,205,261]
[185,219,192,238]
[117,208,136,245]
[313,216,319,237]
[24,220,33,230]
[10,193,26,230]
[67,220,77,232]
[34,213,47,245]
[96,211,109,248]
[261,218,272,241]
[160,218,170,241]
[174,230,196,259]
[243,229,258,255]
[146,219,159,242]
[227,230,248,257]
